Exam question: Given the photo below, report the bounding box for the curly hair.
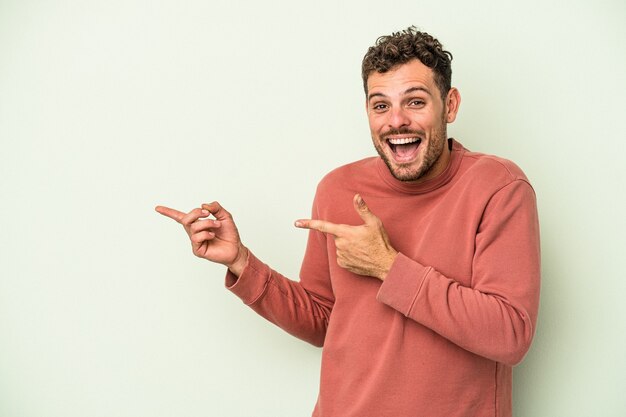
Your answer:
[361,27,453,101]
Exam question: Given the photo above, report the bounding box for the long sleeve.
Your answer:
[226,195,335,347]
[377,180,541,365]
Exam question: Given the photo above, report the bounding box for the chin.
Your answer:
[387,161,427,182]
[393,170,426,182]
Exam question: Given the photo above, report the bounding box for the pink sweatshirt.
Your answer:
[226,140,541,417]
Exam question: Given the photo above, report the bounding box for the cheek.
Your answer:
[367,116,379,133]
[367,112,387,131]
[419,119,439,136]
[414,113,432,126]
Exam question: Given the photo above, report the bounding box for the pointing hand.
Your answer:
[295,194,397,280]
[155,202,249,276]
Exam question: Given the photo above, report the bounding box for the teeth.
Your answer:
[388,137,420,145]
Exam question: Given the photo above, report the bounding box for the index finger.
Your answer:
[295,219,343,236]
[155,205,187,223]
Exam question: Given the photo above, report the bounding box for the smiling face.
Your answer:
[366,59,460,183]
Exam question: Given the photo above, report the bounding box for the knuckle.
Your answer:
[182,214,197,227]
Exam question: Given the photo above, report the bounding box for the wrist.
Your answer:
[227,245,249,277]
[378,250,398,281]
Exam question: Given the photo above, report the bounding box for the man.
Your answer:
[156,27,540,417]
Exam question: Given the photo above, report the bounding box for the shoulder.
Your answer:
[460,147,533,191]
[316,157,378,193]
[310,157,380,219]
[451,144,538,219]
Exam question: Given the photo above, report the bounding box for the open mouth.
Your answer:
[387,137,422,162]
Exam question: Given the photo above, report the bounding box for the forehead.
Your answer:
[366,59,437,96]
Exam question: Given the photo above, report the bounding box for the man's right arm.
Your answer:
[155,200,334,347]
[225,250,333,347]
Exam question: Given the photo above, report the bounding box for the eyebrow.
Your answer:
[367,86,432,102]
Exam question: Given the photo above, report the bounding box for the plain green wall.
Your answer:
[1,0,624,416]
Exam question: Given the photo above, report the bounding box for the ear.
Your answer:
[444,87,461,123]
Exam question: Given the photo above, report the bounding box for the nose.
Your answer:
[387,107,411,129]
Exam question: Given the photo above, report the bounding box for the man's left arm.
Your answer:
[296,182,540,366]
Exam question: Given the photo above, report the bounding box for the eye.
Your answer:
[408,99,425,107]
[371,103,388,112]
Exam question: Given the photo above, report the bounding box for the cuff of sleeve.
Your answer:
[376,252,431,316]
[225,251,271,305]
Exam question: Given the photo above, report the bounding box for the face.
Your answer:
[366,59,460,182]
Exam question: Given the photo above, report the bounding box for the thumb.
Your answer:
[202,201,233,222]
[353,194,377,224]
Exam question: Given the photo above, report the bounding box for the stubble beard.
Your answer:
[374,120,448,183]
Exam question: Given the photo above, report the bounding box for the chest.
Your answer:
[319,186,488,295]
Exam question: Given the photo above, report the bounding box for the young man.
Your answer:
[156,27,540,417]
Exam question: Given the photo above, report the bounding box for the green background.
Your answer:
[1,0,624,415]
